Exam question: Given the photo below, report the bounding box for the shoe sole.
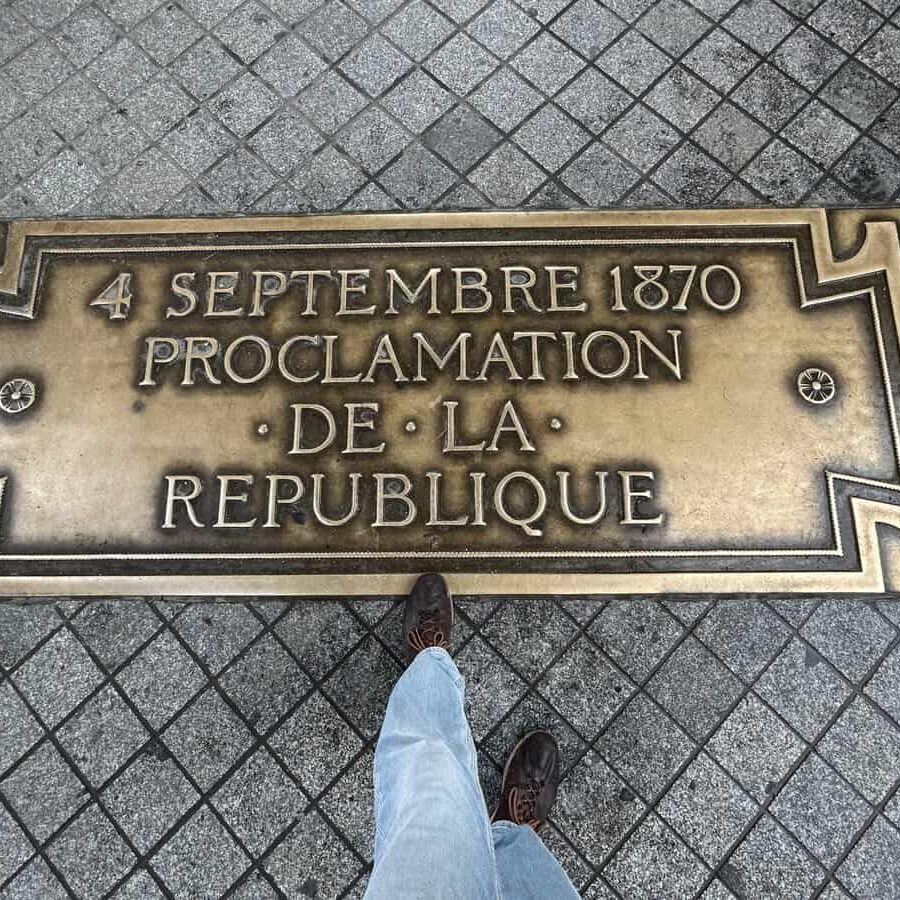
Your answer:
[489,728,554,823]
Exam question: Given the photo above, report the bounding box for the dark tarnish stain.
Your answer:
[300,877,319,897]
[720,862,746,898]
[804,644,824,668]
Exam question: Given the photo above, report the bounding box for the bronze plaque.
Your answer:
[3,209,900,596]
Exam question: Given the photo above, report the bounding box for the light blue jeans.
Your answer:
[366,647,580,899]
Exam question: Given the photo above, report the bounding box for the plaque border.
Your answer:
[2,209,900,596]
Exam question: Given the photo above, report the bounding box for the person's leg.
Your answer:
[365,576,499,900]
[490,730,580,899]
[492,823,580,899]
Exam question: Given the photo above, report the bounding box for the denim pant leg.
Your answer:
[366,647,500,900]
[492,822,581,899]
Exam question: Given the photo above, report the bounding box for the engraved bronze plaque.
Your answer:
[3,210,900,596]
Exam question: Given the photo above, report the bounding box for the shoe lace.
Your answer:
[407,608,449,654]
[509,782,543,830]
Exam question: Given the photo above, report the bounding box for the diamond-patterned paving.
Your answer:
[1,597,899,898]
[0,0,900,211]
[3,0,900,896]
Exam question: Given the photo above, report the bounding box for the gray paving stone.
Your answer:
[647,65,719,131]
[755,638,852,741]
[604,104,680,169]
[723,814,824,899]
[218,633,313,735]
[322,635,404,739]
[603,813,709,900]
[293,145,368,208]
[653,143,731,203]
[587,599,683,682]
[515,104,590,172]
[56,685,148,788]
[0,8,39,66]
[269,690,362,796]
[471,67,543,131]
[784,101,861,167]
[212,748,304,855]
[801,600,895,682]
[116,630,207,729]
[819,696,900,803]
[0,682,42,777]
[481,598,579,681]
[512,32,585,93]
[647,635,742,740]
[693,102,770,172]
[772,753,870,866]
[838,816,900,899]
[228,872,279,898]
[0,804,32,885]
[69,601,159,673]
[808,0,884,53]
[469,142,546,207]
[657,752,758,866]
[47,804,134,899]
[214,0,284,64]
[0,740,88,842]
[265,808,361,898]
[772,26,847,91]
[597,30,673,94]
[741,139,823,204]
[600,694,695,799]
[152,806,249,898]
[274,601,364,678]
[858,22,900,83]
[162,687,254,791]
[539,635,632,738]
[382,70,453,134]
[696,599,792,682]
[556,68,631,134]
[836,136,900,201]
[732,64,810,132]
[102,751,199,854]
[84,38,157,103]
[337,106,409,173]
[318,749,376,860]
[11,628,103,728]
[866,643,900,720]
[110,868,166,899]
[382,0,453,62]
[561,141,640,205]
[0,602,61,670]
[171,36,244,101]
[423,103,502,170]
[454,635,530,739]
[0,856,68,899]
[707,694,805,802]
[552,749,646,865]
[686,28,759,92]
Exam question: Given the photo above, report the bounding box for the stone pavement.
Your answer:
[3,596,900,899]
[2,0,900,897]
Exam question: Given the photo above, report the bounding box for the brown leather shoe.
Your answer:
[492,730,560,831]
[403,573,453,665]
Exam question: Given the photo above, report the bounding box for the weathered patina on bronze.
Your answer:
[2,209,900,596]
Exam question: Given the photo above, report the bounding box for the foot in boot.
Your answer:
[403,573,453,665]
[492,730,560,831]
